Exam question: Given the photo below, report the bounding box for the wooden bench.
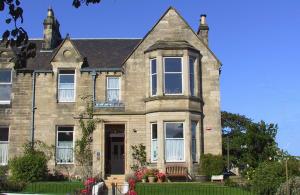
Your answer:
[166,165,189,182]
[211,175,224,182]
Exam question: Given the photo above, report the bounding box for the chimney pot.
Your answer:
[200,14,207,25]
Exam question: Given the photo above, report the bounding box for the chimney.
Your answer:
[42,7,62,50]
[197,14,209,46]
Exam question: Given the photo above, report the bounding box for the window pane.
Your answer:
[57,127,73,163]
[108,77,119,89]
[107,89,119,102]
[152,124,157,139]
[0,85,11,101]
[151,140,158,161]
[151,74,157,95]
[165,73,182,94]
[0,70,11,83]
[0,127,9,141]
[60,75,74,83]
[191,121,197,138]
[166,123,183,138]
[151,59,157,74]
[165,58,182,72]
[165,139,184,161]
[189,58,195,96]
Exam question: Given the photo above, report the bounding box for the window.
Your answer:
[191,121,197,162]
[107,77,120,102]
[56,126,74,164]
[150,59,157,96]
[151,123,158,162]
[58,70,75,102]
[189,57,195,96]
[164,57,183,94]
[0,127,9,165]
[0,70,12,104]
[165,122,184,162]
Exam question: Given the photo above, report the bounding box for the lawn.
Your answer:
[135,182,253,195]
[22,181,84,195]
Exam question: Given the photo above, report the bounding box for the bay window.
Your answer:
[151,123,158,162]
[0,127,9,165]
[150,59,157,96]
[107,77,120,102]
[191,121,197,162]
[165,122,184,162]
[189,57,195,96]
[56,126,74,164]
[0,70,12,104]
[164,57,183,95]
[58,70,75,102]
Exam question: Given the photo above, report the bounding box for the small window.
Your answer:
[151,123,158,162]
[191,121,197,162]
[107,77,120,102]
[189,57,195,96]
[56,126,74,164]
[0,127,9,165]
[164,57,183,95]
[0,70,12,104]
[165,122,184,162]
[150,59,157,96]
[58,70,75,102]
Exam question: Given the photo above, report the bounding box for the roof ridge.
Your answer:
[29,38,142,40]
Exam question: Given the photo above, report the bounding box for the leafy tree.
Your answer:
[221,111,280,171]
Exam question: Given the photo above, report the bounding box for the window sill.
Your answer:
[56,162,74,165]
[145,95,203,103]
[0,101,11,105]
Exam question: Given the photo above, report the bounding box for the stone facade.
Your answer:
[0,7,221,177]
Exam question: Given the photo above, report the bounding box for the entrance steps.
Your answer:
[104,174,126,189]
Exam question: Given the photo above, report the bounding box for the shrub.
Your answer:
[9,151,48,182]
[199,154,224,177]
[0,180,26,192]
[251,161,285,194]
[276,176,300,195]
[0,165,8,180]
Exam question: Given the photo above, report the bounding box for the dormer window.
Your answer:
[58,70,75,102]
[164,57,183,95]
[150,59,157,96]
[0,70,12,104]
[107,77,120,103]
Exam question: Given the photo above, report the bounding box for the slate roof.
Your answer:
[25,39,141,70]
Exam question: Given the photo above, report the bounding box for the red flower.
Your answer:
[128,190,137,195]
[84,177,96,186]
[81,189,88,194]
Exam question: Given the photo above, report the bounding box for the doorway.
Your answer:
[105,124,125,175]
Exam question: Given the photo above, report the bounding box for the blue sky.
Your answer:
[1,0,299,155]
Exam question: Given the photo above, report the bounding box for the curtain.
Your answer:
[56,141,73,163]
[151,139,158,162]
[59,83,74,102]
[165,139,184,161]
[0,142,8,165]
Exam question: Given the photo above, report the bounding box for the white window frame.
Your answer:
[189,57,195,96]
[58,70,76,103]
[56,126,75,164]
[163,57,184,95]
[164,122,185,162]
[0,69,12,104]
[0,126,9,166]
[150,58,157,96]
[106,76,121,102]
[150,123,158,163]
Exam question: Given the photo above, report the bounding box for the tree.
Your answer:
[0,0,101,67]
[221,111,280,171]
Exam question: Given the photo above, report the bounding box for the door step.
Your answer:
[104,174,126,189]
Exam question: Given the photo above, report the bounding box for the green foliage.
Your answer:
[276,177,300,195]
[75,96,96,179]
[23,181,84,194]
[251,161,285,194]
[0,165,8,179]
[221,111,280,171]
[130,144,149,171]
[199,154,224,177]
[9,151,48,182]
[0,180,27,192]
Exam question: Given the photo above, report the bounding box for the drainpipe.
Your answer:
[91,70,97,104]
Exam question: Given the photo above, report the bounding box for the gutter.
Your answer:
[31,70,53,147]
[80,67,122,73]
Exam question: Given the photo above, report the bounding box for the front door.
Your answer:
[110,141,124,174]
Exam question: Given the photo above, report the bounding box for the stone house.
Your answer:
[0,7,222,178]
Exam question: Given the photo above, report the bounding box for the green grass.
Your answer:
[135,182,253,195]
[22,181,84,195]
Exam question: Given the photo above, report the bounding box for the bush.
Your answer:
[0,165,8,180]
[251,161,285,194]
[9,151,48,182]
[0,180,26,192]
[276,176,300,195]
[199,154,224,177]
